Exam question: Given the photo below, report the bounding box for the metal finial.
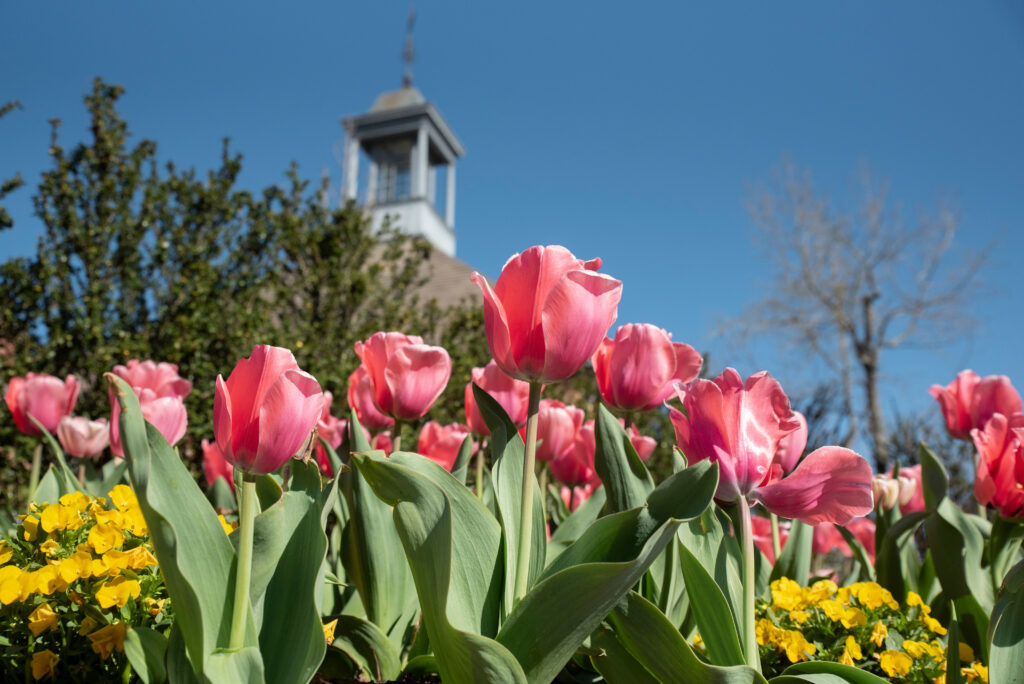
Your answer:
[402,5,416,88]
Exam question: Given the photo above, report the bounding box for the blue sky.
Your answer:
[2,2,1023,435]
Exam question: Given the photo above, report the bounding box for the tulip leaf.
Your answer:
[124,627,168,684]
[328,615,402,682]
[835,525,876,581]
[27,416,79,496]
[548,485,607,558]
[945,610,963,684]
[594,402,654,514]
[990,515,1024,590]
[601,591,767,684]
[342,412,418,648]
[108,374,257,676]
[770,519,812,585]
[255,474,282,510]
[774,662,891,683]
[679,507,745,634]
[874,511,928,601]
[474,383,546,614]
[495,461,717,684]
[590,628,661,684]
[206,647,265,683]
[351,449,527,683]
[30,466,61,505]
[208,476,236,512]
[989,559,1024,684]
[919,442,948,511]
[451,435,473,485]
[678,541,745,666]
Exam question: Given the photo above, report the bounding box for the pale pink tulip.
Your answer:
[111,359,192,399]
[671,369,873,525]
[890,464,924,513]
[202,438,234,492]
[4,373,80,435]
[110,389,188,456]
[354,332,452,421]
[464,361,531,435]
[873,470,918,512]
[593,323,702,413]
[560,482,596,512]
[57,416,109,458]
[970,413,1024,518]
[472,245,622,383]
[930,370,1022,441]
[418,422,475,472]
[347,366,394,431]
[213,345,325,476]
[535,399,584,462]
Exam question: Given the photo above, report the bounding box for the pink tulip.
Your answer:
[314,392,347,477]
[213,345,325,476]
[628,426,657,461]
[347,366,394,431]
[593,323,702,413]
[773,411,808,475]
[471,245,622,384]
[872,470,918,512]
[551,419,599,486]
[929,370,1022,441]
[373,431,393,454]
[202,438,234,492]
[418,421,475,472]
[889,464,924,513]
[560,482,596,512]
[56,416,109,458]
[970,413,1024,518]
[111,359,192,399]
[750,515,789,564]
[535,399,584,462]
[4,373,80,435]
[353,332,452,421]
[812,518,876,563]
[110,389,188,456]
[671,369,873,525]
[464,361,532,435]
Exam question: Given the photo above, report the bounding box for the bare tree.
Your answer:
[734,161,984,472]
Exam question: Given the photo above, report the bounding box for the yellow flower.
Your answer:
[789,609,810,624]
[127,546,158,570]
[850,582,897,610]
[57,552,93,583]
[78,616,99,635]
[144,597,165,616]
[109,485,137,511]
[843,636,862,660]
[59,491,91,512]
[92,509,124,530]
[88,622,127,659]
[22,515,40,541]
[40,503,80,533]
[756,618,782,646]
[121,508,147,536]
[880,650,913,677]
[0,540,12,565]
[95,575,141,609]
[959,642,975,663]
[29,565,66,595]
[323,618,338,644]
[88,523,123,554]
[100,549,132,571]
[820,599,845,622]
[870,620,888,647]
[779,630,816,663]
[39,539,60,557]
[28,602,59,636]
[219,514,238,535]
[771,577,807,611]
[923,614,948,635]
[962,662,988,683]
[840,606,867,629]
[806,579,837,604]
[0,565,22,604]
[30,650,59,680]
[906,590,923,606]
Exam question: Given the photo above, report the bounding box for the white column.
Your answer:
[366,161,379,206]
[413,126,429,198]
[343,135,359,202]
[445,164,456,228]
[427,166,437,206]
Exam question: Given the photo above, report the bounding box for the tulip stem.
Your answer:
[513,382,542,604]
[27,444,43,502]
[737,496,761,672]
[770,512,782,561]
[475,446,486,500]
[392,421,403,453]
[229,473,257,650]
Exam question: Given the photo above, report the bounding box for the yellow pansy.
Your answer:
[78,616,99,636]
[923,614,948,635]
[39,539,60,557]
[756,618,782,646]
[57,552,93,583]
[100,549,131,571]
[22,515,41,541]
[819,599,845,622]
[30,649,58,680]
[127,546,158,569]
[92,509,124,530]
[95,575,141,609]
[0,565,23,604]
[121,508,147,536]
[30,565,66,595]
[870,620,888,647]
[144,597,165,616]
[109,485,138,511]
[843,636,862,660]
[771,577,806,611]
[959,642,975,663]
[323,618,338,644]
[962,662,988,683]
[88,523,123,554]
[87,621,127,659]
[840,606,867,629]
[806,579,836,604]
[0,540,12,565]
[40,503,80,533]
[880,650,913,677]
[59,491,91,512]
[219,514,238,535]
[789,609,810,624]
[850,582,897,610]
[28,602,59,636]
[778,629,816,663]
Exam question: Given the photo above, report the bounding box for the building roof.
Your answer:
[418,247,482,309]
[370,86,427,112]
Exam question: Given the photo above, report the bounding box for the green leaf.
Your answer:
[593,403,654,514]
[27,416,79,496]
[945,609,963,684]
[989,559,1024,684]
[774,661,891,683]
[990,515,1024,589]
[255,474,282,510]
[590,628,661,684]
[603,591,767,684]
[770,520,812,585]
[108,374,256,675]
[328,615,402,682]
[677,507,745,636]
[835,524,876,582]
[548,486,607,554]
[208,476,237,512]
[124,627,168,684]
[30,467,61,505]
[874,511,928,601]
[496,461,718,684]
[919,442,948,510]
[451,435,473,485]
[206,647,265,683]
[351,449,525,683]
[678,542,745,666]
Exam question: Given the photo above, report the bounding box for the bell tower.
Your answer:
[341,9,464,257]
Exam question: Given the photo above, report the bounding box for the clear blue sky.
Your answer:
[2,2,1023,436]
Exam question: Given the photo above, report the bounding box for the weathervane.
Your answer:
[402,4,416,88]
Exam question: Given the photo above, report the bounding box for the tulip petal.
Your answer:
[607,325,677,412]
[225,345,300,455]
[471,272,519,377]
[383,345,452,420]
[751,446,873,525]
[255,370,324,474]
[540,270,622,382]
[213,375,234,462]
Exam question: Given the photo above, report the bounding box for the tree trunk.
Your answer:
[863,357,889,472]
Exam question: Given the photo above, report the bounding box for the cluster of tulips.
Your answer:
[2,244,1023,684]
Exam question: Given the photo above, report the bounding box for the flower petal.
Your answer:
[751,446,873,525]
[383,344,452,420]
[471,272,518,377]
[540,269,622,382]
[254,370,324,475]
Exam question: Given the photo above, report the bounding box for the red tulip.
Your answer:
[314,392,348,477]
[417,421,475,472]
[750,515,789,564]
[464,361,531,435]
[111,359,192,400]
[373,431,393,454]
[4,373,80,435]
[213,345,325,476]
[347,366,394,431]
[560,482,596,512]
[56,416,109,458]
[471,245,622,383]
[929,370,1022,441]
[202,438,234,492]
[551,419,599,486]
[671,369,873,525]
[593,323,702,413]
[535,399,584,462]
[970,412,1024,518]
[353,332,452,421]
[110,389,188,456]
